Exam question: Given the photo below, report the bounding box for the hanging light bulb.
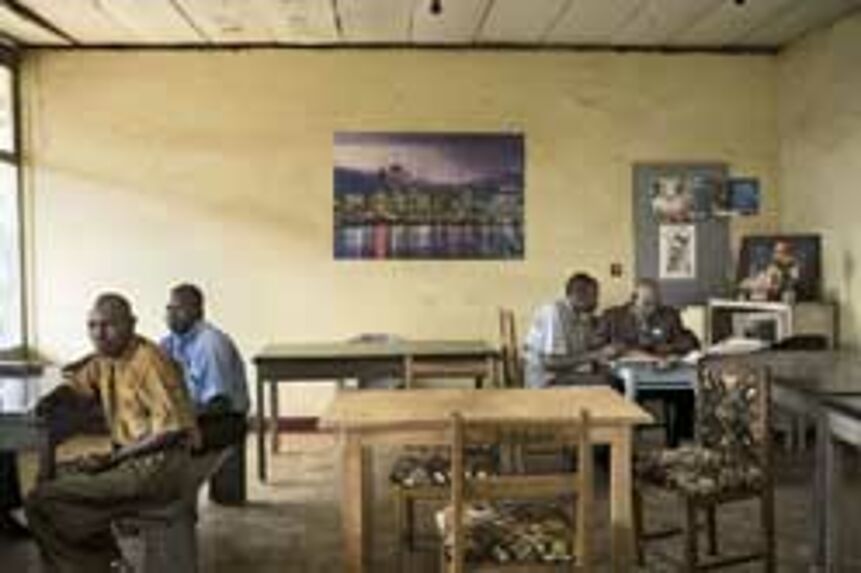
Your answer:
[430,0,442,16]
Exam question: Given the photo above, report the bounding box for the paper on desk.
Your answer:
[705,337,769,356]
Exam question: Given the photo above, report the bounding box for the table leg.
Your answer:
[814,413,840,571]
[609,426,635,572]
[484,356,494,389]
[343,434,371,573]
[270,381,280,454]
[256,376,266,482]
[620,369,636,401]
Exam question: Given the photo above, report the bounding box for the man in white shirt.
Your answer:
[524,273,608,388]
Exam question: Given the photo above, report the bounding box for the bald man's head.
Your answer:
[88,292,137,357]
[632,279,661,320]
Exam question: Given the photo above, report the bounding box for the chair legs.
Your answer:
[684,499,700,570]
[706,505,718,556]
[405,497,416,549]
[637,491,775,572]
[393,490,416,550]
[762,488,776,573]
[633,488,645,566]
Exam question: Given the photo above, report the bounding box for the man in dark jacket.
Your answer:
[599,279,699,442]
[599,278,699,357]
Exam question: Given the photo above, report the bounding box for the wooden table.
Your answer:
[253,340,498,481]
[320,386,652,573]
[0,372,58,480]
[0,412,47,450]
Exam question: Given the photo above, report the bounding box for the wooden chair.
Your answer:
[498,308,523,388]
[439,410,594,572]
[392,354,496,559]
[391,313,515,556]
[403,355,495,389]
[633,363,775,571]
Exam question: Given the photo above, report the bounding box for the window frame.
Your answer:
[0,46,26,350]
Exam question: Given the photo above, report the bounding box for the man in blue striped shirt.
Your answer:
[162,284,249,505]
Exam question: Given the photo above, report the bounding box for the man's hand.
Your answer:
[598,344,625,362]
[621,348,659,360]
[69,452,114,474]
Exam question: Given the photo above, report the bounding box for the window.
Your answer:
[0,53,22,351]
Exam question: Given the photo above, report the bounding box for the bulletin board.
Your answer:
[633,162,732,306]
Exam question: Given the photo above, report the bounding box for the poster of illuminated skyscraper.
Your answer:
[334,132,524,260]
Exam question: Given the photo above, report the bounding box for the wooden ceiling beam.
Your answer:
[2,0,77,44]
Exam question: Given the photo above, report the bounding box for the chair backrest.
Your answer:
[447,410,593,571]
[498,308,523,388]
[696,363,772,470]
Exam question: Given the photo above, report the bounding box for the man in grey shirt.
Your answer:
[524,273,608,388]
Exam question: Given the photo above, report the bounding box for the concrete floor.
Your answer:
[3,433,861,572]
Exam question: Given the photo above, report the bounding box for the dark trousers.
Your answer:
[638,388,695,447]
[0,451,22,511]
[197,413,247,506]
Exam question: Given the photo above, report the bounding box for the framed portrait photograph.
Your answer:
[737,234,821,302]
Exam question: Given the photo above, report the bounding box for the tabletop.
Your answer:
[320,386,652,431]
[255,340,497,362]
[822,395,861,419]
[0,412,47,450]
[706,350,861,395]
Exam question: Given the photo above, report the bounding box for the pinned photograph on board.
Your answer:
[727,178,760,215]
[649,173,717,223]
[659,224,696,280]
[714,177,761,216]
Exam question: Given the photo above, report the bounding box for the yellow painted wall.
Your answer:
[778,12,861,347]
[21,50,778,402]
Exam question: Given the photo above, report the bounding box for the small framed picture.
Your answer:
[727,178,760,215]
[715,177,760,216]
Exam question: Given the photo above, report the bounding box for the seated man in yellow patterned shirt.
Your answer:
[25,293,198,573]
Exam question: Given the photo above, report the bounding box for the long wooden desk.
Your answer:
[320,386,652,573]
[253,340,498,481]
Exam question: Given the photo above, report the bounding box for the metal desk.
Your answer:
[612,360,697,447]
[253,340,498,481]
[709,351,861,571]
[814,396,861,571]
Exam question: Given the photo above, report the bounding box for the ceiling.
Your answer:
[0,0,859,50]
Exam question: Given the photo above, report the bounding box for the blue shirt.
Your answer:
[524,299,599,388]
[161,321,249,414]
